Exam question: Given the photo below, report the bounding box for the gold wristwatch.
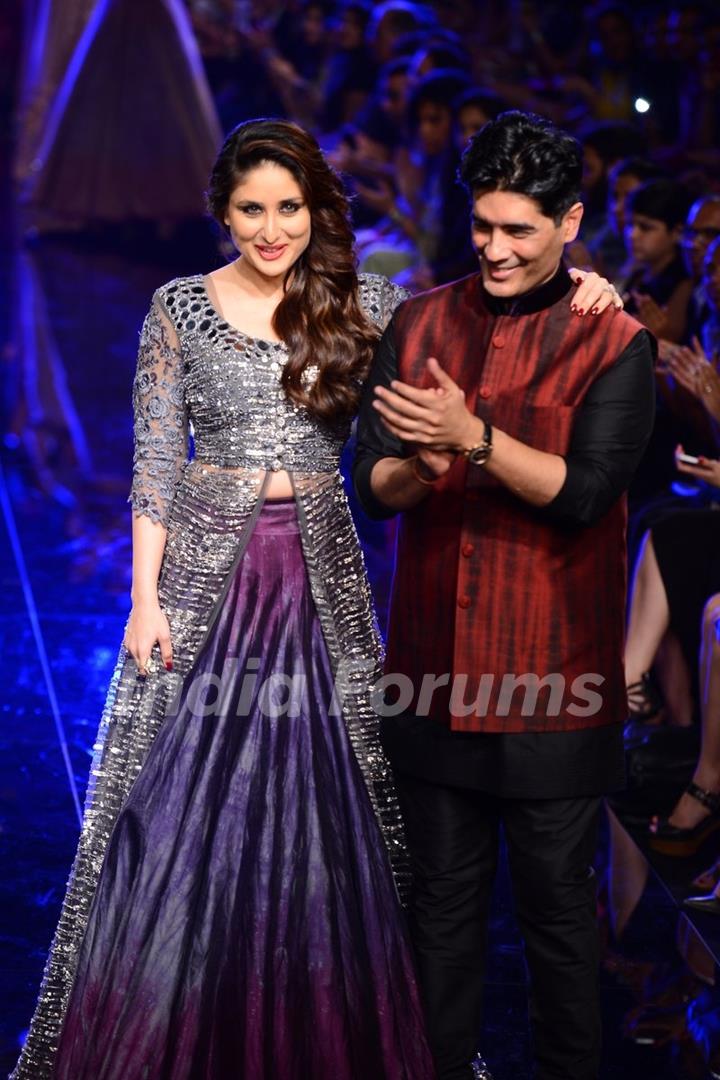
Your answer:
[462,421,493,465]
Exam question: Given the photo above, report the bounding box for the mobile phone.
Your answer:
[677,452,700,465]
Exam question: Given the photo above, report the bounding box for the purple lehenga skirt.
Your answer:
[53,499,434,1079]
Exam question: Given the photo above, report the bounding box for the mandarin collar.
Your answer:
[480,263,573,317]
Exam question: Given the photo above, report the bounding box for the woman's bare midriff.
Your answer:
[264,470,294,499]
[195,461,295,499]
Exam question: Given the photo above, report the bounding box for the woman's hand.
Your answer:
[674,444,720,487]
[632,291,669,338]
[123,598,173,676]
[664,338,720,419]
[568,268,623,314]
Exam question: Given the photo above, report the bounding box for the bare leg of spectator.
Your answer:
[658,593,720,831]
[655,632,693,728]
[607,806,649,939]
[624,531,670,714]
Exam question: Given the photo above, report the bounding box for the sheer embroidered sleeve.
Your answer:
[127,293,188,527]
[358,273,411,331]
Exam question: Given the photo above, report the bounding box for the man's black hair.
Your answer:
[459,110,582,222]
[610,156,666,184]
[626,179,693,230]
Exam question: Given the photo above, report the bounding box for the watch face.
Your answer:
[468,445,491,465]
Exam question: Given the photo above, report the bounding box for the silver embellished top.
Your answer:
[128,271,408,526]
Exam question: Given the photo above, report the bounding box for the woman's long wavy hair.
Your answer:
[206,119,379,422]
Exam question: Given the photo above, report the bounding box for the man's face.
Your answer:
[625,213,679,269]
[682,200,720,280]
[471,189,583,298]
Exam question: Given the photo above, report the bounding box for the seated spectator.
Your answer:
[579,121,647,245]
[624,330,720,728]
[651,565,720,859]
[675,8,720,167]
[328,58,411,229]
[407,34,472,78]
[700,237,720,359]
[354,68,472,287]
[624,179,693,343]
[367,1,436,65]
[275,0,329,84]
[321,1,377,131]
[625,513,720,855]
[665,253,720,429]
[344,56,411,158]
[582,3,668,129]
[622,181,701,507]
[588,157,666,281]
[682,197,720,344]
[242,1,331,129]
[649,587,720,857]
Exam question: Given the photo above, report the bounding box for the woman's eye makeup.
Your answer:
[234,202,304,214]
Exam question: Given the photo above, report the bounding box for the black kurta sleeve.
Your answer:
[542,329,656,527]
[353,318,408,520]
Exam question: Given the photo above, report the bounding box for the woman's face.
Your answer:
[224,162,312,281]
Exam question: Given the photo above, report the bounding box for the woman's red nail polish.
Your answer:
[590,306,599,315]
[570,304,578,313]
[165,661,173,671]
[577,308,584,316]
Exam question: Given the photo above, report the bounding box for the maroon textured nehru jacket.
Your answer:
[382,271,646,734]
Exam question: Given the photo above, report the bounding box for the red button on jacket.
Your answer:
[479,386,491,399]
[458,595,471,609]
[461,543,475,557]
[492,335,505,348]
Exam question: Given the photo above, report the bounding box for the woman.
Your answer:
[13,118,617,1079]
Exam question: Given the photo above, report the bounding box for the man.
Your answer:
[353,111,655,1080]
[682,195,720,340]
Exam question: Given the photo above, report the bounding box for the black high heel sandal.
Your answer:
[649,781,720,856]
